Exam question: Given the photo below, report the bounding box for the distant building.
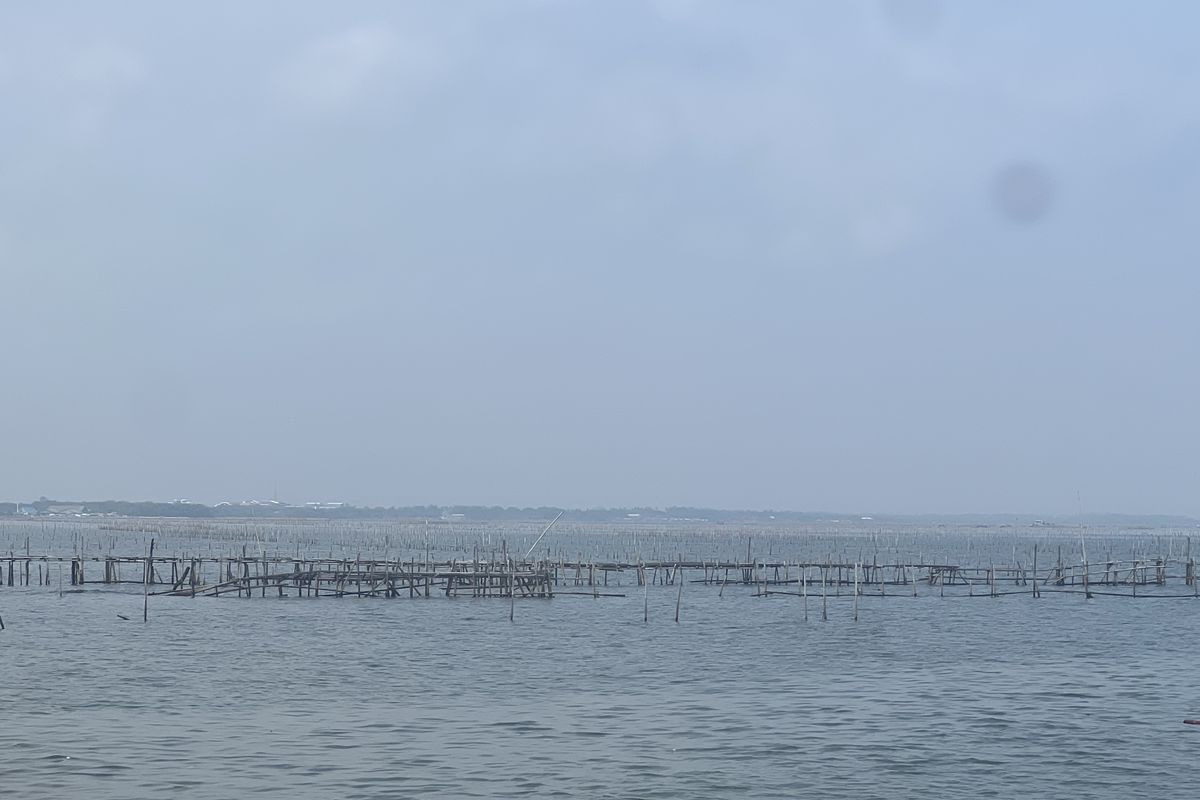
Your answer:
[45,503,85,515]
[304,502,345,510]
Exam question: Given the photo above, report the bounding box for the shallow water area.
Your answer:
[2,521,1199,799]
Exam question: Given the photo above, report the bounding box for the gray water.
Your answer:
[2,522,1199,798]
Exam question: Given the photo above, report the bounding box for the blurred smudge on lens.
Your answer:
[879,0,942,38]
[992,161,1056,224]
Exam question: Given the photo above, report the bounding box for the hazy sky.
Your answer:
[3,1,1199,514]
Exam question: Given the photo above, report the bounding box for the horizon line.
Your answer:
[5,497,1199,522]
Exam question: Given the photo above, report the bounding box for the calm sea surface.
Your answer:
[1,520,1198,798]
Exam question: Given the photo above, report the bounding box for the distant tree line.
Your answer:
[1,498,833,523]
[7,499,1189,526]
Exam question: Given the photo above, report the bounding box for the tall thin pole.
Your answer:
[853,562,859,622]
[525,511,564,558]
[801,566,808,622]
[821,563,828,622]
[1081,535,1092,600]
[143,539,155,623]
[643,574,649,623]
[1032,544,1039,598]
[674,564,683,623]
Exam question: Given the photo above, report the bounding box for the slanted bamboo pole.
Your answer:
[674,564,683,623]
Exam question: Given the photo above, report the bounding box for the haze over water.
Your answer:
[3,1,1200,515]
[4,2,1199,797]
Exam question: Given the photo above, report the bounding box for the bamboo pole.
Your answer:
[853,562,859,622]
[802,567,808,621]
[524,511,564,558]
[643,571,649,623]
[674,564,683,623]
[1081,536,1092,600]
[1032,544,1039,598]
[821,563,828,622]
[143,539,155,623]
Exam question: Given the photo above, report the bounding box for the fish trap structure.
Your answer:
[9,553,556,599]
[3,545,1199,602]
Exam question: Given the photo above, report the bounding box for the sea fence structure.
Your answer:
[1,519,1199,621]
[0,551,1195,594]
[2,541,1198,600]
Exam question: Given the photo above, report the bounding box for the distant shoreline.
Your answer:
[1,499,1196,528]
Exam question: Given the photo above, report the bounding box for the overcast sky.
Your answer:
[2,1,1199,514]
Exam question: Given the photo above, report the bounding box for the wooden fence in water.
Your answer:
[1,548,1197,600]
